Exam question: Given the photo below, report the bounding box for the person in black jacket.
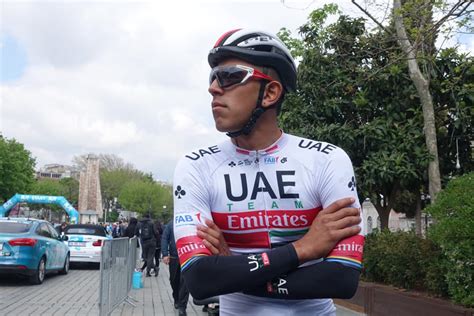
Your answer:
[135,214,158,277]
[124,217,138,238]
[162,220,189,316]
[141,219,163,276]
[153,219,163,276]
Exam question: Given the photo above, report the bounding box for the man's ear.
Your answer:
[262,81,283,108]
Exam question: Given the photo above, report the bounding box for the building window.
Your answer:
[367,216,373,234]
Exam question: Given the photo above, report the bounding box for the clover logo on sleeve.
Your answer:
[174,185,186,199]
[348,176,356,191]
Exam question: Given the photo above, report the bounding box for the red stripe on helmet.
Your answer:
[214,29,241,48]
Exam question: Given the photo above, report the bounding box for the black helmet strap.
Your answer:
[226,68,270,138]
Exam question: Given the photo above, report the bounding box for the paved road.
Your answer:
[0,262,206,316]
[0,262,365,315]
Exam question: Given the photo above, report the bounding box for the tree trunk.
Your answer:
[393,0,442,202]
[373,202,391,230]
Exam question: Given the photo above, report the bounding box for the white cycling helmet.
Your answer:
[208,29,297,92]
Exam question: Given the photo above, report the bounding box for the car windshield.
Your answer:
[0,222,32,233]
[65,227,106,236]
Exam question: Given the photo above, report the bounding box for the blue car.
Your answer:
[0,218,70,285]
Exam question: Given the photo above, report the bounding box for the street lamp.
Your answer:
[162,205,167,220]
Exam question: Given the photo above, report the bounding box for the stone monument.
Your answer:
[78,154,102,223]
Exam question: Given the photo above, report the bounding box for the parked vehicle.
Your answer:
[64,224,111,264]
[0,218,70,285]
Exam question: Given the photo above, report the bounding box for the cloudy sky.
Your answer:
[1,0,472,182]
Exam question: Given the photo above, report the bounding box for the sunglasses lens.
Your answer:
[210,67,248,88]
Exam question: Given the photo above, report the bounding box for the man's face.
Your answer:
[208,59,262,133]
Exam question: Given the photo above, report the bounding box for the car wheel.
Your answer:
[59,254,70,275]
[29,256,46,285]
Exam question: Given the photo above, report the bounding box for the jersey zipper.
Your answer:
[256,150,271,249]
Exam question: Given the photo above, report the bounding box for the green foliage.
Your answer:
[118,180,172,219]
[107,210,120,222]
[0,136,36,202]
[426,173,474,307]
[279,8,473,228]
[26,178,79,213]
[431,49,473,180]
[27,179,64,212]
[59,177,79,207]
[29,178,64,196]
[363,230,448,296]
[279,12,431,226]
[100,168,150,202]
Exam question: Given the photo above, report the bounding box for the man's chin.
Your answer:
[215,124,234,133]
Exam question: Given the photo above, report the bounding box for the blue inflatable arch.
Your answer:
[0,194,79,224]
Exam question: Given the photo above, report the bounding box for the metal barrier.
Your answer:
[99,237,139,316]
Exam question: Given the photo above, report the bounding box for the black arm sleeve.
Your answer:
[243,261,360,300]
[182,244,299,300]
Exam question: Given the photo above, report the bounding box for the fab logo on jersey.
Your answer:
[174,212,203,227]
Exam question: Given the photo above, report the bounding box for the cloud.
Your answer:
[7,0,468,179]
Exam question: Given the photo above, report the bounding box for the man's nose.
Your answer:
[208,79,223,95]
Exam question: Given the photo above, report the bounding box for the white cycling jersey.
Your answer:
[173,132,365,315]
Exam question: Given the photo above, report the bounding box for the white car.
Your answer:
[63,224,111,264]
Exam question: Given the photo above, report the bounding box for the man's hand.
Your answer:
[163,256,170,265]
[292,197,361,264]
[197,219,231,256]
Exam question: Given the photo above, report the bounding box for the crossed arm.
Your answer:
[181,198,362,300]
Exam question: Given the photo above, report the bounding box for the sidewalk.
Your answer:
[114,262,365,316]
[114,262,207,316]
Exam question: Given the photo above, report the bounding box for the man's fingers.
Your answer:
[205,218,218,229]
[204,221,224,240]
[332,215,361,230]
[335,225,361,240]
[198,220,221,239]
[320,198,355,215]
[197,229,220,249]
[202,239,219,255]
[329,207,360,222]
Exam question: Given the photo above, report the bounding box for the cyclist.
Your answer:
[173,29,365,315]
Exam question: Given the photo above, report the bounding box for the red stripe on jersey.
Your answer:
[223,231,270,249]
[176,235,211,265]
[265,144,279,153]
[236,148,250,155]
[212,208,322,231]
[327,234,364,264]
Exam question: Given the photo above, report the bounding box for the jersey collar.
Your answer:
[231,131,288,157]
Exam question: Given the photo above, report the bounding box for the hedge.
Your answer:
[362,230,448,296]
[362,173,473,307]
[426,172,474,307]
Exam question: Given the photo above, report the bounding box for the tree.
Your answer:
[59,177,79,207]
[431,48,474,180]
[351,0,473,201]
[100,168,153,219]
[29,178,63,196]
[279,4,472,230]
[279,7,432,229]
[118,180,172,219]
[10,176,79,221]
[0,135,36,202]
[72,153,134,172]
